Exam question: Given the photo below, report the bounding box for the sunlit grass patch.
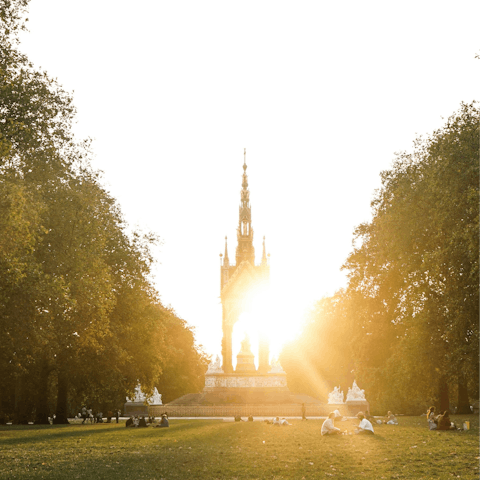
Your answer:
[0,415,478,479]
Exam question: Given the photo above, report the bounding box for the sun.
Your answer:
[231,286,308,369]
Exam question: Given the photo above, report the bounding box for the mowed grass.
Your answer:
[0,415,478,479]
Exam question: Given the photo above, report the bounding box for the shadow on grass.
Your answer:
[0,419,224,447]
[0,424,124,446]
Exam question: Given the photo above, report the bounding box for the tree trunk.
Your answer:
[456,374,471,414]
[13,374,31,424]
[53,369,70,424]
[439,376,450,413]
[34,360,51,424]
[0,382,6,424]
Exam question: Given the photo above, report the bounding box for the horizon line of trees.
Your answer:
[0,0,208,424]
[281,101,479,415]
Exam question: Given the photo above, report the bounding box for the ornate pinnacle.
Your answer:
[224,236,230,266]
[261,236,268,265]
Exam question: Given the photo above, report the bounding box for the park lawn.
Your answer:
[0,415,478,480]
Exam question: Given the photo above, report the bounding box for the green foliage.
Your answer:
[0,0,206,423]
[154,307,209,403]
[343,102,479,414]
[281,103,479,415]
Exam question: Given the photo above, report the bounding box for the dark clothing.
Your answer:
[125,418,133,427]
[138,417,148,428]
[437,413,452,430]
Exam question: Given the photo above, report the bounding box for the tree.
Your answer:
[343,102,479,413]
[154,306,208,404]
[0,1,207,423]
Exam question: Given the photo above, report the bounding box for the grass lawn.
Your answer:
[0,415,478,479]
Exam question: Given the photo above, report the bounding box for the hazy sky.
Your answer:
[19,0,479,358]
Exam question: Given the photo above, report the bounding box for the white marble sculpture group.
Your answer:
[126,384,162,405]
[328,385,344,404]
[206,355,224,374]
[328,380,366,404]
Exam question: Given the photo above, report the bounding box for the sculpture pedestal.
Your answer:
[345,399,370,416]
[123,402,149,417]
[202,372,291,404]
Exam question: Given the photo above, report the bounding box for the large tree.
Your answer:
[0,0,207,423]
[343,102,479,414]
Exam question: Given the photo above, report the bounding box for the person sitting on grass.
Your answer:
[321,412,342,435]
[157,414,169,428]
[354,412,375,435]
[125,416,135,427]
[273,416,281,426]
[384,411,398,425]
[426,406,437,430]
[138,416,148,427]
[436,411,456,430]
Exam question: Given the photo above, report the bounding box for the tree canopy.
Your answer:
[0,0,208,424]
[282,102,479,415]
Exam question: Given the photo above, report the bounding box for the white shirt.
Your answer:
[359,418,374,433]
[321,418,340,435]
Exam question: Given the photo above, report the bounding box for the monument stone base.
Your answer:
[159,371,324,415]
[123,402,149,417]
[345,400,370,415]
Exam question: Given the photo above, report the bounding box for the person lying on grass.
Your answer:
[354,412,375,435]
[321,412,342,435]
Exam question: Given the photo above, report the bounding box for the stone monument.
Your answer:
[162,151,324,412]
[345,380,369,414]
[327,386,344,404]
[124,384,162,416]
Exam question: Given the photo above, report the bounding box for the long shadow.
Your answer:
[0,424,124,446]
[0,419,224,446]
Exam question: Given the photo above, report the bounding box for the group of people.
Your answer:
[321,411,376,435]
[426,406,457,431]
[126,413,169,428]
[80,406,94,424]
[80,406,120,424]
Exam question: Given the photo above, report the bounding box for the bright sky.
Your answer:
[19,1,479,359]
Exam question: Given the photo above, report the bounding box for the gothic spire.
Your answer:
[236,148,255,265]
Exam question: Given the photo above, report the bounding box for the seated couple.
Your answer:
[427,406,456,431]
[273,417,291,426]
[126,416,148,427]
[321,411,375,435]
